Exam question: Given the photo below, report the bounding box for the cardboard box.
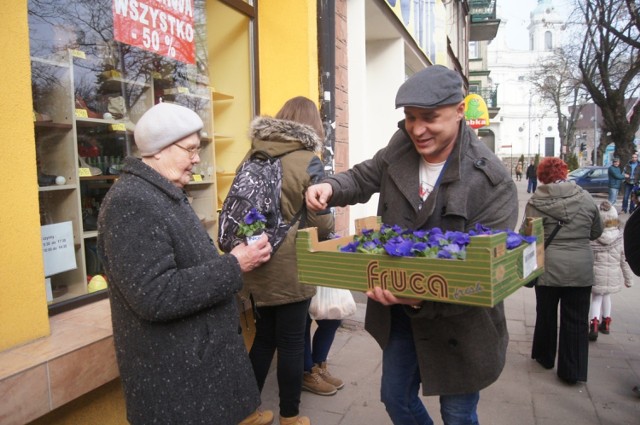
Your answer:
[296,216,544,307]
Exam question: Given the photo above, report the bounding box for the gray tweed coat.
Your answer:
[326,120,518,396]
[98,157,260,424]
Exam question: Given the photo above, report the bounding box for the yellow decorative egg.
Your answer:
[88,275,108,293]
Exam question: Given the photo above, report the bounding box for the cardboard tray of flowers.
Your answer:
[296,216,544,307]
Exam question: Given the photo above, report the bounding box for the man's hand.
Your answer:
[366,286,423,307]
[306,183,333,212]
[230,234,272,272]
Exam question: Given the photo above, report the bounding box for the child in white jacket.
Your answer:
[589,201,634,341]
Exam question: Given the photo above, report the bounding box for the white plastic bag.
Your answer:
[309,286,357,320]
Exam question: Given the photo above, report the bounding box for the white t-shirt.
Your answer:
[419,158,446,201]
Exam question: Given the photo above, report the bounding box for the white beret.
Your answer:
[134,102,204,156]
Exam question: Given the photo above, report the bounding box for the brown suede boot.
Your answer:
[279,415,310,425]
[302,370,337,396]
[314,362,344,390]
[238,409,274,425]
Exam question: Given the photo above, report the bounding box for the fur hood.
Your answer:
[249,116,323,154]
[592,226,622,248]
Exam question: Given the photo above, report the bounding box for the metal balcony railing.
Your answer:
[469,0,497,23]
[470,87,499,108]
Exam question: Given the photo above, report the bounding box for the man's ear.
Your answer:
[456,101,465,120]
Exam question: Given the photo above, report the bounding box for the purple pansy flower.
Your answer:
[384,236,415,257]
[245,208,266,224]
[339,241,360,252]
[338,221,535,259]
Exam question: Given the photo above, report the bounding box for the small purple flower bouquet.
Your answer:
[339,222,537,259]
[238,208,267,244]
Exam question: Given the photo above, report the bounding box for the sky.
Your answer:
[497,0,573,50]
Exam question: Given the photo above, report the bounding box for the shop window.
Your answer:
[28,0,255,313]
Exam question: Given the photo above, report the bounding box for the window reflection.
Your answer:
[28,0,210,125]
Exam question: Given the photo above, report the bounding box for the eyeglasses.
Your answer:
[174,143,201,159]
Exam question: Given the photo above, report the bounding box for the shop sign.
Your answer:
[464,94,490,129]
[41,221,77,277]
[113,0,196,64]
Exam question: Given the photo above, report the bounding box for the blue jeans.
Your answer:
[304,315,342,371]
[527,178,537,193]
[622,183,636,212]
[381,306,480,425]
[608,187,619,205]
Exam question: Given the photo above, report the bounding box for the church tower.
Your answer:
[528,0,565,52]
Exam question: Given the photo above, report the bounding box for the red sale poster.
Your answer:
[112,0,196,64]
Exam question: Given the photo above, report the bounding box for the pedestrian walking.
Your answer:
[588,201,634,341]
[516,162,523,181]
[522,157,603,385]
[526,159,537,193]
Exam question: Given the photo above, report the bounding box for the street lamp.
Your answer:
[593,105,599,165]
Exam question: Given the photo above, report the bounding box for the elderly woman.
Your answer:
[521,157,603,385]
[98,102,274,425]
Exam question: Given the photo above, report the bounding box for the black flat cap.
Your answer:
[395,65,464,109]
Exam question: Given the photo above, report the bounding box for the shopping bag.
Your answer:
[309,286,357,320]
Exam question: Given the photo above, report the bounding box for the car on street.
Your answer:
[568,166,609,193]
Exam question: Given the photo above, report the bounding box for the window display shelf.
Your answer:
[79,175,118,181]
[100,77,150,91]
[161,91,211,102]
[187,179,215,186]
[31,39,222,310]
[30,56,70,68]
[212,91,234,101]
[39,184,77,192]
[214,134,233,143]
[35,122,73,132]
[83,230,98,239]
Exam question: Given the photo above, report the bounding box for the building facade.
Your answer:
[487,0,566,169]
[0,1,482,423]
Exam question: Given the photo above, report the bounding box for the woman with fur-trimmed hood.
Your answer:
[588,201,634,341]
[241,96,334,425]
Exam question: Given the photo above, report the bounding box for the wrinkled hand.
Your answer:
[305,183,333,212]
[366,287,423,307]
[230,234,272,273]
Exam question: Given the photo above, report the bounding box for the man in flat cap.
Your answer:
[306,65,517,424]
